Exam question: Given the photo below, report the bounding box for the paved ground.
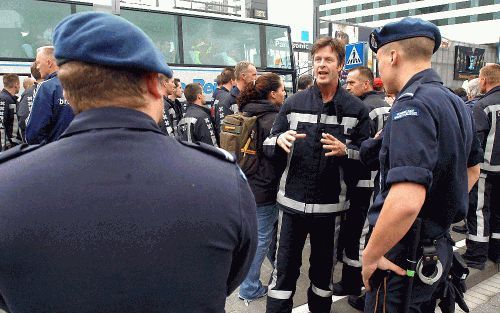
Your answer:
[225,223,500,313]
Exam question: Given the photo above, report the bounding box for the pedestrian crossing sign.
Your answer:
[344,42,367,70]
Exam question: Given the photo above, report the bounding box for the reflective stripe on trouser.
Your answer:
[266,210,342,313]
[465,173,493,263]
[488,175,500,261]
[337,186,372,295]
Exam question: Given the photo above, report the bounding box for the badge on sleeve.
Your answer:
[393,108,419,121]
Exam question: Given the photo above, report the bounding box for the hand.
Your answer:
[374,129,383,139]
[277,130,306,154]
[362,255,406,292]
[320,133,346,157]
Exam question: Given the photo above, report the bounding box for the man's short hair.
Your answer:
[297,74,313,90]
[480,63,500,85]
[220,67,236,85]
[30,61,41,80]
[173,78,181,88]
[184,83,203,103]
[466,78,481,98]
[37,46,56,61]
[453,87,467,98]
[388,37,434,61]
[350,66,374,86]
[58,61,147,113]
[311,37,345,66]
[234,61,253,81]
[3,73,20,88]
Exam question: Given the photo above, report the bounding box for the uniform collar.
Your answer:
[188,103,212,115]
[1,89,18,102]
[221,86,230,93]
[230,86,240,98]
[399,68,442,97]
[480,85,500,99]
[60,106,163,139]
[311,80,349,105]
[45,71,58,81]
[359,90,379,100]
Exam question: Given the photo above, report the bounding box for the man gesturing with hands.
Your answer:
[264,36,370,313]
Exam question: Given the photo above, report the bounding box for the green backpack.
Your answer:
[220,112,264,175]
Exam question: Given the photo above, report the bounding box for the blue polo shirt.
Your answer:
[368,69,483,237]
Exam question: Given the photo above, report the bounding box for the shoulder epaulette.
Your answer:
[397,81,422,101]
[0,143,44,164]
[178,140,235,163]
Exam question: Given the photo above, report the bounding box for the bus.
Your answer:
[0,0,296,100]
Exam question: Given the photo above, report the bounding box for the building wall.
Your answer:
[432,40,497,88]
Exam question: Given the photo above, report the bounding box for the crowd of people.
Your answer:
[0,11,498,313]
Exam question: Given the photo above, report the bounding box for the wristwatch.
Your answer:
[344,146,348,156]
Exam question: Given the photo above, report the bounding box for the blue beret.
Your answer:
[53,12,173,78]
[369,17,441,54]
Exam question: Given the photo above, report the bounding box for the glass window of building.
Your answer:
[266,26,292,69]
[182,16,260,67]
[455,16,470,24]
[121,9,179,64]
[0,0,71,59]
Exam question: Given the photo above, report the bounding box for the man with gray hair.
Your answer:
[26,46,74,144]
[215,60,257,130]
[465,77,482,108]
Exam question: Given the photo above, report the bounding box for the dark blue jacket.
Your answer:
[215,86,240,131]
[472,85,500,175]
[25,72,74,144]
[369,69,483,237]
[263,83,370,215]
[0,107,257,313]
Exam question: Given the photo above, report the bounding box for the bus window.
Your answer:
[181,16,261,67]
[266,26,292,69]
[75,4,93,13]
[0,0,71,59]
[121,9,179,64]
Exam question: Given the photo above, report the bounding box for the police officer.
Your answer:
[333,66,391,310]
[0,73,21,150]
[177,83,219,147]
[362,18,483,312]
[26,46,74,144]
[463,63,500,268]
[215,61,256,131]
[0,12,257,313]
[264,36,370,313]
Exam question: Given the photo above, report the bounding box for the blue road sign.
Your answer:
[344,42,367,70]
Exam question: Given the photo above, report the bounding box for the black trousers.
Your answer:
[365,236,453,313]
[337,187,372,295]
[465,172,500,263]
[266,210,342,313]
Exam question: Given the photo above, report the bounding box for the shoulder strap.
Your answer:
[178,139,235,163]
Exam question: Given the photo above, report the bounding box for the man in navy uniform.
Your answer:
[0,12,256,313]
[362,17,482,312]
[26,46,74,144]
[333,66,391,310]
[463,63,500,268]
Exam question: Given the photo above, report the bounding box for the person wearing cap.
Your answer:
[361,17,482,312]
[0,12,257,313]
[333,66,390,310]
[26,45,74,144]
